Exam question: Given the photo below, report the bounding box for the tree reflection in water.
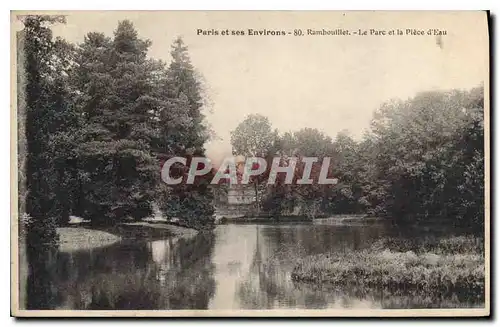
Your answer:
[25,244,60,310]
[235,224,386,309]
[25,232,217,310]
[234,224,484,309]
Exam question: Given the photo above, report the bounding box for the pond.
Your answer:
[22,221,483,310]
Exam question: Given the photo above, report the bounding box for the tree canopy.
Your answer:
[19,17,216,237]
[229,88,485,231]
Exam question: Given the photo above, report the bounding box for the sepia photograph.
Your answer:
[10,10,489,317]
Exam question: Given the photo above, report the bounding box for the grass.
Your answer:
[57,227,121,252]
[57,222,199,252]
[369,235,484,255]
[291,236,485,301]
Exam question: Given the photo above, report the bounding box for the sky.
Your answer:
[13,11,489,164]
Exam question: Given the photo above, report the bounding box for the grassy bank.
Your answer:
[57,222,198,252]
[291,236,485,300]
[57,227,122,252]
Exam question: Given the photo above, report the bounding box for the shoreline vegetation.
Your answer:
[217,214,383,224]
[290,236,485,302]
[115,222,199,239]
[218,215,314,224]
[54,214,382,252]
[55,214,380,252]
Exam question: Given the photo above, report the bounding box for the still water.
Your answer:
[23,221,481,310]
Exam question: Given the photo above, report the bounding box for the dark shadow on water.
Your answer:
[25,244,60,310]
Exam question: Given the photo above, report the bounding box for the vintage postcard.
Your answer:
[11,11,490,317]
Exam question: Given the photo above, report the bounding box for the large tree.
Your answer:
[229,114,281,215]
[279,128,338,217]
[20,15,74,246]
[165,37,209,155]
[322,130,365,214]
[361,87,485,231]
[230,114,278,157]
[73,21,159,225]
[156,37,215,229]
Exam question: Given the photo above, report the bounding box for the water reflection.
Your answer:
[23,222,483,310]
[209,224,387,309]
[25,244,59,310]
[25,232,216,310]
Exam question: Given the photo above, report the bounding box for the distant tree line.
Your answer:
[230,86,485,233]
[19,16,215,248]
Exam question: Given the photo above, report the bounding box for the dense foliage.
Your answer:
[362,88,484,232]
[21,15,71,247]
[19,16,216,242]
[231,88,485,232]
